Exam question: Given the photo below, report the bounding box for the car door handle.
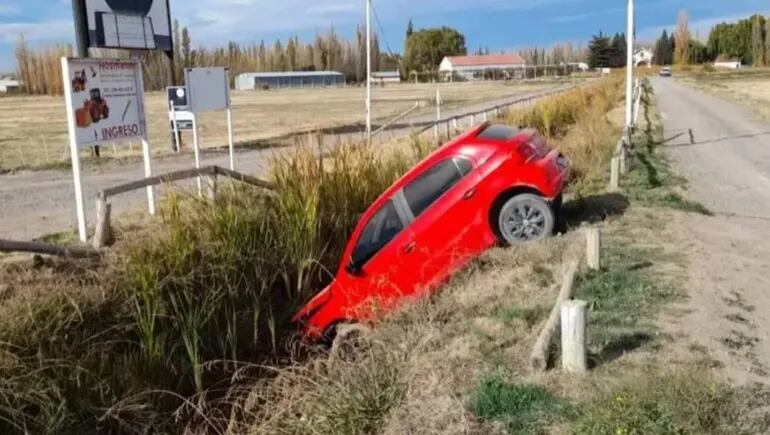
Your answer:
[463,188,478,200]
[403,241,417,254]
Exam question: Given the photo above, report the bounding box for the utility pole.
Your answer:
[625,0,635,128]
[71,0,88,58]
[365,0,372,144]
[71,0,100,157]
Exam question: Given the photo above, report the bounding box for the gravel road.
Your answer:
[0,84,574,242]
[653,77,770,384]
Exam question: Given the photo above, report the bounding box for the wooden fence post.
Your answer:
[530,259,580,372]
[586,228,601,270]
[561,299,589,373]
[610,157,620,192]
[93,195,111,249]
[204,175,218,201]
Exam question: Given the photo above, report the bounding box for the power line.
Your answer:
[370,1,396,57]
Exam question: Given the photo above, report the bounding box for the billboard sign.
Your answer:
[85,0,172,51]
[63,58,147,148]
[185,67,231,113]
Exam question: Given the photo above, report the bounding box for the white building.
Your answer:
[714,60,742,69]
[372,71,401,85]
[0,78,21,93]
[235,71,345,90]
[634,48,654,66]
[439,54,527,81]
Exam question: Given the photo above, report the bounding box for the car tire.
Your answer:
[496,193,555,245]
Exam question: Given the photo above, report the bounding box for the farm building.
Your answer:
[372,71,401,85]
[439,54,527,81]
[235,71,345,90]
[634,48,654,66]
[0,77,21,93]
[714,60,742,69]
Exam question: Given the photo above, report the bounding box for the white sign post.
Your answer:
[62,57,154,242]
[184,67,234,194]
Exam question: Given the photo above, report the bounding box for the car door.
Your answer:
[334,198,417,321]
[400,156,484,294]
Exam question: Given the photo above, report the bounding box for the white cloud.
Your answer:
[0,5,21,16]
[550,7,624,24]
[0,20,73,43]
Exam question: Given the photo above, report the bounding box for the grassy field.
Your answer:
[678,68,770,122]
[0,80,561,172]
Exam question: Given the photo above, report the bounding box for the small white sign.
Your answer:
[64,58,147,148]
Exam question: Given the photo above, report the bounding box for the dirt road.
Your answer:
[0,85,574,242]
[653,77,770,384]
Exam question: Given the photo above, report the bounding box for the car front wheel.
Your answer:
[496,193,555,245]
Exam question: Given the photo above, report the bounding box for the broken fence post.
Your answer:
[529,259,580,372]
[586,228,601,271]
[93,195,112,249]
[561,299,589,374]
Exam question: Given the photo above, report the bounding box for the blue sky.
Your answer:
[0,0,768,72]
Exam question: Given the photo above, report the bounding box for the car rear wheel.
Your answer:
[497,194,555,245]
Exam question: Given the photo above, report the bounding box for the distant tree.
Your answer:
[403,26,467,75]
[766,18,770,67]
[406,19,414,39]
[752,15,765,66]
[653,30,670,65]
[689,39,709,64]
[379,53,402,72]
[181,27,192,67]
[609,33,627,67]
[588,31,612,68]
[674,10,691,65]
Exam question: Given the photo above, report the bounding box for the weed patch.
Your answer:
[573,370,731,435]
[470,375,569,435]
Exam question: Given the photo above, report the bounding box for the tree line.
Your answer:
[588,12,770,68]
[15,18,590,96]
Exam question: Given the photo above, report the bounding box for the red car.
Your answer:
[294,123,570,341]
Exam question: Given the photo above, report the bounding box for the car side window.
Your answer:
[351,200,405,266]
[403,157,472,218]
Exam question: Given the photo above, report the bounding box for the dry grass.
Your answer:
[0,80,560,171]
[678,68,770,122]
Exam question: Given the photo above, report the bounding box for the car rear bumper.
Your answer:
[539,150,570,199]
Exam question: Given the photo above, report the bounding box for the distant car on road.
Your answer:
[660,66,673,77]
[293,123,571,341]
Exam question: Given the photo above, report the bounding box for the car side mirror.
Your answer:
[346,261,364,277]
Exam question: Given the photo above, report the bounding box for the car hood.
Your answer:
[292,283,334,323]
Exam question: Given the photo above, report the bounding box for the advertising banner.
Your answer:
[63,58,147,148]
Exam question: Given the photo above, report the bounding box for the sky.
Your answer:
[0,0,768,72]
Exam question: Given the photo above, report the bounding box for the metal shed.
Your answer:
[235,71,345,90]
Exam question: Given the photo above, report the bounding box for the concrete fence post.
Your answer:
[93,195,112,249]
[586,228,601,271]
[610,157,620,192]
[561,299,589,373]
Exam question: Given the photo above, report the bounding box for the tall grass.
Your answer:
[0,138,429,434]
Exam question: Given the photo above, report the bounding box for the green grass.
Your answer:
[470,375,569,435]
[573,370,731,435]
[575,243,675,360]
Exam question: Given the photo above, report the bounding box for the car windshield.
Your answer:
[351,200,404,267]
